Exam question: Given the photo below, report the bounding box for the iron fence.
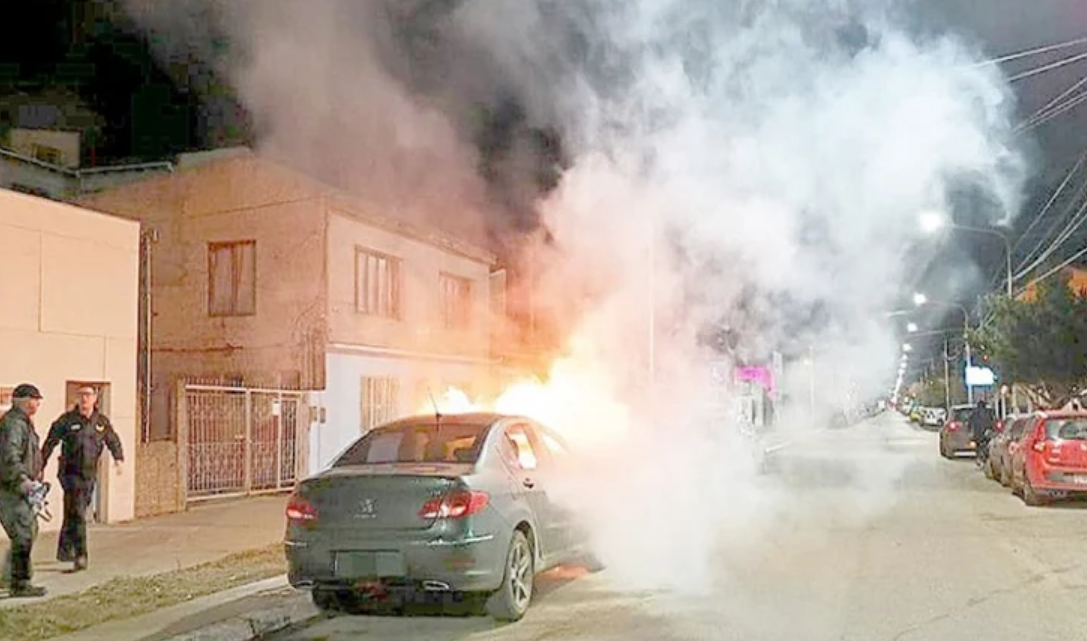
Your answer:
[182,383,305,501]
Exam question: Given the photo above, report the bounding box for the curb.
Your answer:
[160,595,320,641]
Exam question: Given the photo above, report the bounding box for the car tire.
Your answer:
[486,530,535,621]
[999,464,1011,487]
[1023,475,1045,507]
[311,587,339,612]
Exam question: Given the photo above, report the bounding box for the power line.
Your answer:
[1014,195,1087,281]
[1015,74,1087,132]
[1020,89,1087,132]
[1011,154,1085,256]
[970,34,1087,67]
[1007,49,1087,83]
[1016,242,1087,296]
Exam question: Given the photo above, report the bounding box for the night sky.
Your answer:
[4,0,1087,354]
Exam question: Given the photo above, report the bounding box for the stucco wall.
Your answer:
[0,188,139,527]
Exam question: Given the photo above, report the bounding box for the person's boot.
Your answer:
[74,556,87,572]
[9,582,47,598]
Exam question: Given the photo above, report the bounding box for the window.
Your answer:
[361,377,400,432]
[439,273,472,329]
[355,248,401,318]
[32,144,61,165]
[334,422,488,467]
[208,241,257,316]
[504,425,539,471]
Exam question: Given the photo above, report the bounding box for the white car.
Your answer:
[922,407,946,428]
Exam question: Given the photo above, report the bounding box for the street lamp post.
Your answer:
[914,295,974,403]
[919,213,1013,298]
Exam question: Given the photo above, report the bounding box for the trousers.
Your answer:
[0,488,37,585]
[58,477,94,562]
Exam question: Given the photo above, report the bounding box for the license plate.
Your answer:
[1072,475,1087,485]
[333,551,406,578]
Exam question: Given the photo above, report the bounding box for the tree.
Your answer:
[971,270,1087,408]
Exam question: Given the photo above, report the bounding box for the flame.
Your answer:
[417,356,632,449]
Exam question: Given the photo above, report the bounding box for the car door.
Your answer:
[526,422,580,562]
[500,422,554,560]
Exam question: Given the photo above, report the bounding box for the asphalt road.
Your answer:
[268,413,1087,641]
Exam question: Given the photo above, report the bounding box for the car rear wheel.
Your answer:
[1023,475,1046,507]
[486,530,535,621]
[311,587,340,612]
[999,463,1011,487]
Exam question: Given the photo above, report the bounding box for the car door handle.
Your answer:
[522,478,535,489]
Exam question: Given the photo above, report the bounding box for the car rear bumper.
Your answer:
[1031,468,1087,494]
[285,530,508,593]
[945,434,976,452]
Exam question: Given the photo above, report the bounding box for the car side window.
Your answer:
[504,424,539,471]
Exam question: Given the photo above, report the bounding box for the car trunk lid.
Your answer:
[1041,418,1087,469]
[299,463,474,531]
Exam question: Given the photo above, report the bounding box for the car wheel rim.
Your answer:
[509,538,533,610]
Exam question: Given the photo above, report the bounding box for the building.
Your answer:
[0,188,140,529]
[1,127,173,200]
[76,149,502,516]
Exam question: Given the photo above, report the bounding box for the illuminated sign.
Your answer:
[965,366,996,387]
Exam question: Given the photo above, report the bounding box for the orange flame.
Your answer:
[417,356,631,449]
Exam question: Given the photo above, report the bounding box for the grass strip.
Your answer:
[0,543,285,641]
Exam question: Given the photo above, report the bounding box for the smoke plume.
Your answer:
[122,0,1028,595]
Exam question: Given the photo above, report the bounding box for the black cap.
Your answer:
[12,384,42,400]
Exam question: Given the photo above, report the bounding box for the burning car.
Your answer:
[284,412,599,620]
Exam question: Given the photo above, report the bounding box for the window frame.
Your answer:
[439,272,473,329]
[207,240,257,317]
[360,376,400,433]
[354,247,402,319]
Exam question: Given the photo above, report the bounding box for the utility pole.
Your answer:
[944,336,951,410]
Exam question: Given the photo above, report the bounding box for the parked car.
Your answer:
[986,414,1031,484]
[922,407,946,430]
[284,412,597,620]
[1007,411,1087,506]
[939,404,978,458]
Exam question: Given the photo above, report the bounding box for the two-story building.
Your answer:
[76,149,502,516]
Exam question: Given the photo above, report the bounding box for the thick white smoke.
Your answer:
[123,0,1028,596]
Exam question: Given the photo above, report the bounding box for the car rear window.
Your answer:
[333,423,489,467]
[1009,418,1029,438]
[953,408,973,422]
[1044,419,1087,441]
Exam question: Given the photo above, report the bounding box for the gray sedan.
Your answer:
[284,412,597,621]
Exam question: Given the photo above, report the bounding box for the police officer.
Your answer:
[0,384,47,597]
[41,385,123,571]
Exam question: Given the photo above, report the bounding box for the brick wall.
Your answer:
[135,441,183,517]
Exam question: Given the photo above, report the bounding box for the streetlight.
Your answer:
[914,293,975,403]
[918,212,1013,298]
[902,343,913,352]
[906,322,919,333]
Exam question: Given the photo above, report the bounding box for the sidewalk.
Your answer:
[0,494,288,608]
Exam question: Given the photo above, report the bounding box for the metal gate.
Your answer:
[183,383,305,501]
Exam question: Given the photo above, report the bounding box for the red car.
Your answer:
[1008,411,1087,506]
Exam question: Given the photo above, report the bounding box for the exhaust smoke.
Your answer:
[123,0,1028,597]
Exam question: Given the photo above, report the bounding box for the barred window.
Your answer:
[361,377,400,432]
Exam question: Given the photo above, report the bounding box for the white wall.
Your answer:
[307,350,489,473]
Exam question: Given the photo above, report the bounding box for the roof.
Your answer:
[79,148,497,266]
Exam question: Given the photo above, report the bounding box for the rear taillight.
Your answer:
[286,494,318,522]
[947,422,960,431]
[419,491,489,520]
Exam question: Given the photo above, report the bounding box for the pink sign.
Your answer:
[734,365,775,395]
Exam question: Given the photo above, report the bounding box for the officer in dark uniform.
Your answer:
[0,383,47,597]
[41,385,124,571]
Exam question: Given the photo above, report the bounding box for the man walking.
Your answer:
[0,384,47,597]
[41,385,123,571]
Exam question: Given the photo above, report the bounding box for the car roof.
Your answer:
[1037,411,1087,419]
[373,412,542,431]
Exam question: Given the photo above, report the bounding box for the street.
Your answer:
[267,413,1087,641]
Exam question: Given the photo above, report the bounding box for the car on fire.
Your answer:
[284,412,598,621]
[939,404,978,457]
[1006,411,1087,506]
